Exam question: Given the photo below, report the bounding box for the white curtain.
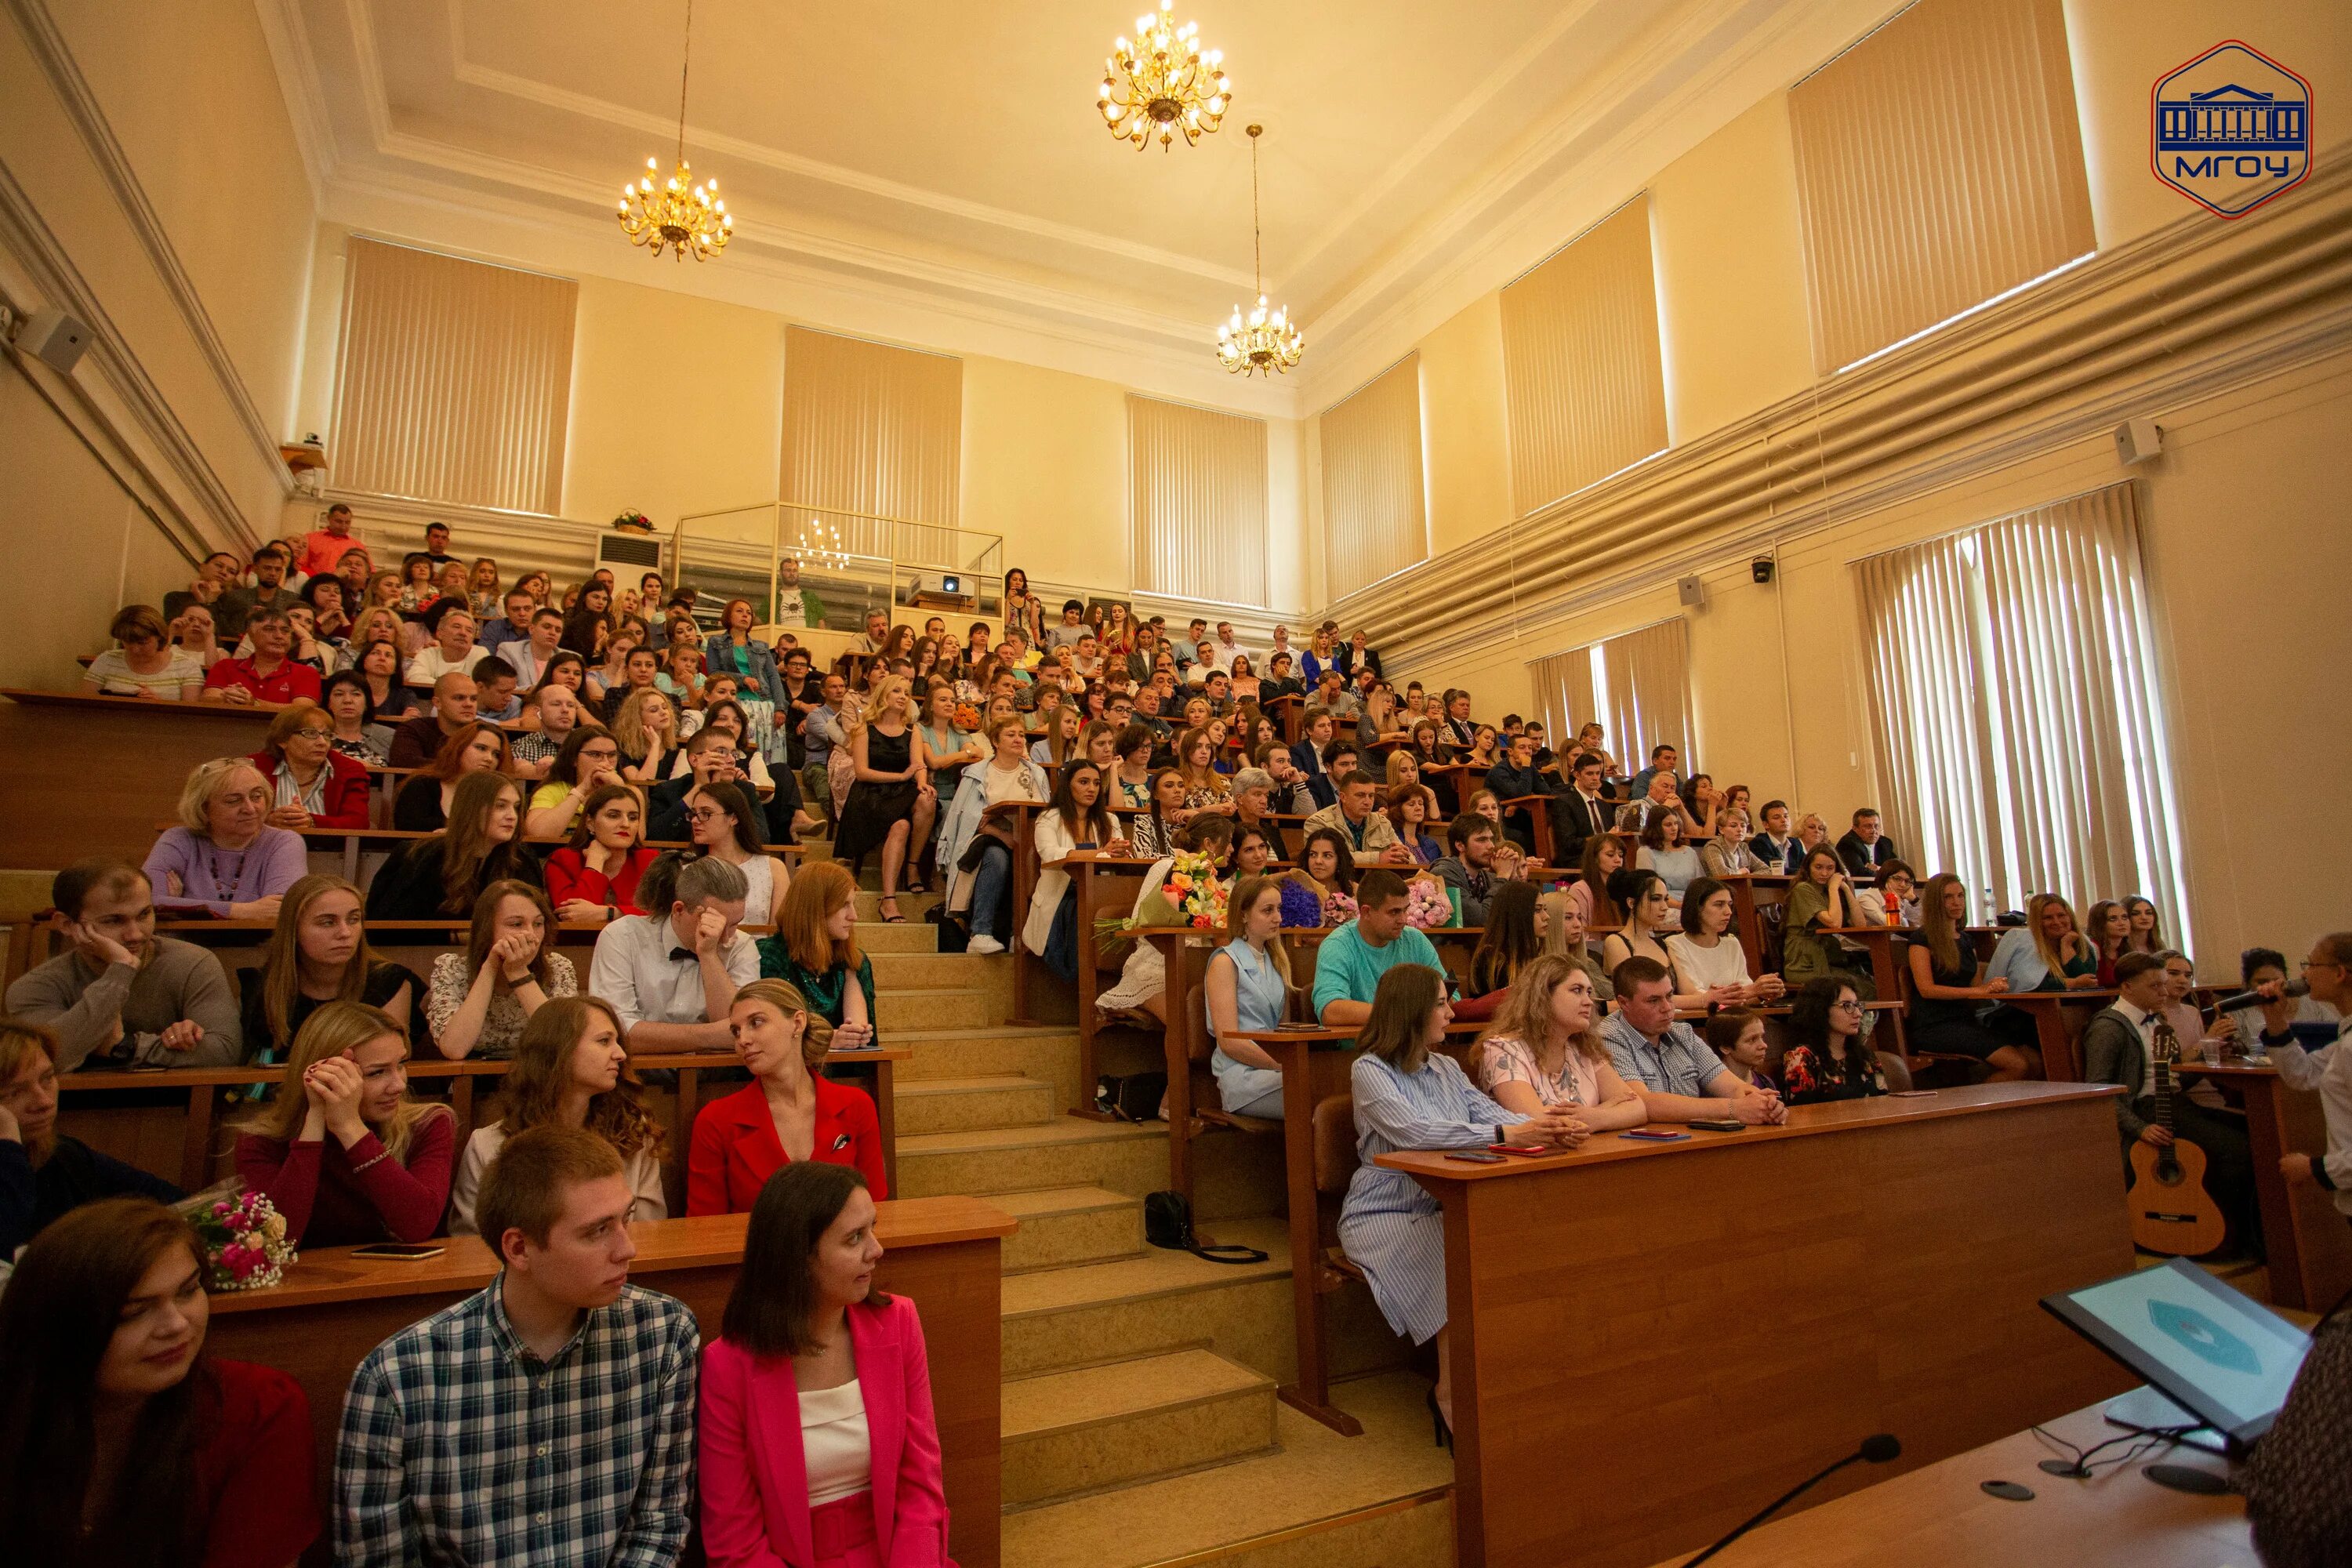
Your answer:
[1128,395,1269,607]
[1853,483,2189,942]
[779,326,962,564]
[1527,618,1691,767]
[331,238,578,515]
[1788,0,2096,372]
[1319,355,1427,600]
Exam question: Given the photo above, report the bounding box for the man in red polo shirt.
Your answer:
[201,608,321,707]
[299,503,365,576]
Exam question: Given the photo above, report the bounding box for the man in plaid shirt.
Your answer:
[335,1126,699,1566]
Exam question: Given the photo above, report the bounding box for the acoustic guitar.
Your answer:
[2125,1016,2227,1256]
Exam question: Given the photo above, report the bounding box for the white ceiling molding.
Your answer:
[249,0,339,202]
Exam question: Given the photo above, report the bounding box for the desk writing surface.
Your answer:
[1377,1081,2124,1181]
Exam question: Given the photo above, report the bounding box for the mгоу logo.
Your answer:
[2154,42,2313,219]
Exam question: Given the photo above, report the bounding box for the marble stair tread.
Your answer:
[1001,1347,1273,1439]
[992,1185,1146,1272]
[1000,1216,1290,1317]
[896,1118,1164,1157]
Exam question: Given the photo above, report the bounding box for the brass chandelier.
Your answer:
[1217,125,1303,377]
[617,0,733,260]
[1097,0,1230,151]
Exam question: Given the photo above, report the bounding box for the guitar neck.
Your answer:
[2152,1018,2178,1133]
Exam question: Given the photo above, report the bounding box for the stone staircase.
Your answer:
[818,840,1452,1566]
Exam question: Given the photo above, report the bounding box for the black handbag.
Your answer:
[1094,1071,1166,1123]
[1143,1190,1269,1265]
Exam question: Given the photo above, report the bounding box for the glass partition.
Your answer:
[671,503,1006,634]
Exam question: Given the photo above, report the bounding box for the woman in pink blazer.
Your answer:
[699,1161,953,1568]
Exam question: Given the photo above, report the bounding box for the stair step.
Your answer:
[992,1185,1145,1273]
[877,985,998,1031]
[853,889,940,920]
[854,920,938,953]
[895,1117,1167,1200]
[890,1025,1084,1111]
[1000,1217,1298,1378]
[892,1074,1055,1135]
[1000,1348,1276,1508]
[869,951,994,988]
[1000,1371,1455,1568]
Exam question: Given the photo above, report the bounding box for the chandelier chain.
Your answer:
[1215,123,1303,376]
[677,0,691,167]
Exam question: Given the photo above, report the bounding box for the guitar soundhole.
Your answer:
[2156,1154,2183,1185]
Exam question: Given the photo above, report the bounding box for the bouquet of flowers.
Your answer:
[610,509,652,532]
[1324,890,1359,925]
[1405,875,1454,930]
[953,699,982,733]
[191,1190,296,1291]
[1160,850,1229,931]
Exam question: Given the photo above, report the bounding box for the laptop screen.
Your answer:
[2042,1258,2311,1443]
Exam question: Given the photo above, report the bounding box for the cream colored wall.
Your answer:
[959,356,1130,590]
[1417,295,1511,555]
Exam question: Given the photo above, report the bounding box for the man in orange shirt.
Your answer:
[299,503,365,575]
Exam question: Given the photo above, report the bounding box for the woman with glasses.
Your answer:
[524,727,624,839]
[1779,977,1888,1105]
[247,700,372,831]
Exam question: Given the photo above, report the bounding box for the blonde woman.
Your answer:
[446,996,664,1233]
[612,687,681,782]
[1474,955,1647,1127]
[143,757,306,920]
[1173,726,1232,815]
[688,978,886,1213]
[832,675,932,921]
[230,1000,454,1247]
[343,606,405,673]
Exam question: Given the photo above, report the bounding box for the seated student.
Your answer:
[1835,808,1904,878]
[1023,759,1130,983]
[201,608,321,707]
[546,782,658,924]
[1779,976,1890,1105]
[403,608,490,691]
[1566,831,1624,932]
[688,979,887,1218]
[1199,875,1296,1120]
[1312,869,1446,1039]
[496,604,570,691]
[1634,809,1703,903]
[1282,825,1360,927]
[1290,711,1341,809]
[938,717,1051,955]
[1306,770,1410,867]
[688,778,795,927]
[0,1197,320,1568]
[337,1125,699,1566]
[240,874,419,1064]
[1602,956,1787,1126]
[448,997,665,1234]
[1598,868,1679,982]
[677,697,781,796]
[600,644,666,725]
[143,758,307,920]
[83,602,205,700]
[1338,964,1582,1441]
[5,859,241,1070]
[0,1021,183,1254]
[1666,877,1784,1009]
[1454,880,1542,1020]
[1430,815,1501,927]
[2085,951,2258,1257]
[2082,898,2134,988]
[368,771,538,920]
[612,686,683,784]
[1537,889,1613,1005]
[1903,872,2034,1079]
[247,699,372,831]
[1385,781,1443,866]
[758,862,879,1049]
[648,727,782,844]
[525,723,624,837]
[1474,954,1648,1129]
[470,659,523,725]
[321,669,397,766]
[1745,798,1798,873]
[1853,859,1919,928]
[232,1000,453,1247]
[1986,891,2101,993]
[1780,846,1877,996]
[833,677,933,923]
[387,672,481,768]
[590,851,759,1053]
[1698,808,1757,879]
[1706,1008,1778,1096]
[1482,731,1549,854]
[426,879,575,1060]
[699,1160,949,1568]
[510,681,583,780]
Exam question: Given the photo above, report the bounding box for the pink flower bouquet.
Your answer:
[1405,876,1454,930]
[191,1190,297,1291]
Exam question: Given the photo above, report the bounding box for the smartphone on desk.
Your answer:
[1619,1129,1690,1142]
[1444,1151,1508,1163]
[349,1243,445,1261]
[1487,1143,1552,1156]
[1686,1118,1747,1132]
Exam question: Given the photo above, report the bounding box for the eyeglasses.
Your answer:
[684,808,728,823]
[579,748,619,762]
[1833,998,1865,1012]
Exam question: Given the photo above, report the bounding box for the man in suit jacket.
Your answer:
[1554,753,1617,866]
[1333,630,1384,684]
[1290,711,1341,811]
[1835,808,1904,878]
[2082,952,2257,1255]
[647,729,780,844]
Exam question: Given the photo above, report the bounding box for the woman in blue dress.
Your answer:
[1338,962,1584,1446]
[1203,877,1294,1119]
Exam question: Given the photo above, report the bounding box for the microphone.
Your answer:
[1682,1436,1902,1566]
[2215,978,2310,1014]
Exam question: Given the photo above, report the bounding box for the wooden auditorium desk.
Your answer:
[207,1198,1016,1568]
[1377,1082,2137,1568]
[2181,1059,2352,1312]
[1650,1399,2245,1567]
[0,688,271,866]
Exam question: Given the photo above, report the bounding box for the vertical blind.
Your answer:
[1127,394,1269,607]
[1527,618,1692,768]
[1852,483,2189,944]
[1319,354,1427,600]
[330,238,578,515]
[1501,197,1670,517]
[1788,0,2096,372]
[779,325,962,563]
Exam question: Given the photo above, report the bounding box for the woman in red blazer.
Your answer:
[698,1162,951,1568]
[689,980,887,1215]
[249,701,371,830]
[544,781,659,924]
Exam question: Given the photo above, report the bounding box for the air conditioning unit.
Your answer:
[596,534,663,574]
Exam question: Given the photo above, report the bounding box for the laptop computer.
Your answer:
[2041,1256,2313,1455]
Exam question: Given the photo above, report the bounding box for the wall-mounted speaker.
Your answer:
[16,307,92,375]
[2114,416,2163,466]
[1751,557,1777,585]
[1676,575,1708,610]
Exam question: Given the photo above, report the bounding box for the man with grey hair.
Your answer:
[2263,931,2352,1217]
[1229,766,1293,860]
[587,854,763,1052]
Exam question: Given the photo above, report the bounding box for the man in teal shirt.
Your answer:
[1312,869,1444,1044]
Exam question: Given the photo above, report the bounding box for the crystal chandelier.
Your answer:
[1217,125,1303,377]
[617,0,733,261]
[1097,0,1230,151]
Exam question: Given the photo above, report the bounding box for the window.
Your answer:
[1500,196,1669,517]
[1127,395,1269,608]
[1788,0,2096,372]
[1528,618,1692,771]
[779,325,961,563]
[1319,354,1427,600]
[1852,483,2189,943]
[331,238,578,514]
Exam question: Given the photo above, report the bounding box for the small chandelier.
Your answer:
[1097,0,1229,151]
[618,0,733,261]
[1217,125,1303,377]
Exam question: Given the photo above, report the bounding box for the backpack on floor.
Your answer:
[1143,1190,1269,1265]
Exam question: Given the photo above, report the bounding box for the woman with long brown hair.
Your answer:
[424,878,575,1059]
[239,873,418,1064]
[392,720,513,832]
[1474,954,1647,1127]
[546,781,657,924]
[368,770,539,920]
[0,1199,321,1567]
[448,996,664,1232]
[1904,872,2034,1079]
[232,1001,454,1245]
